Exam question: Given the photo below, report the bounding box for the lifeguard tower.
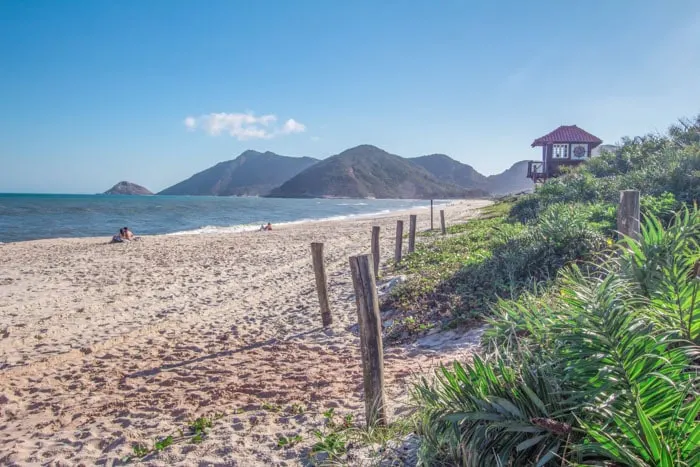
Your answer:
[527,125,602,183]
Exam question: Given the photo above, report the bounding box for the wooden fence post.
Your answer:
[408,214,417,253]
[394,220,403,263]
[617,190,641,240]
[371,226,380,279]
[430,199,434,230]
[311,242,332,327]
[440,209,446,235]
[349,254,387,428]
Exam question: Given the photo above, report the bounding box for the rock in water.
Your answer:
[104,181,153,195]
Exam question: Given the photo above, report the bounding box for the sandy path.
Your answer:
[0,200,490,466]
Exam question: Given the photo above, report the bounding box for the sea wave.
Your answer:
[166,223,261,236]
[165,207,420,236]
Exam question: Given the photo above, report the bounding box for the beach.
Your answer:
[0,199,490,466]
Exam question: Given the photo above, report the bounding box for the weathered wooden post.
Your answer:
[430,199,434,230]
[371,226,380,279]
[408,215,417,253]
[440,209,446,235]
[617,190,641,240]
[311,242,332,327]
[349,254,387,428]
[394,220,403,263]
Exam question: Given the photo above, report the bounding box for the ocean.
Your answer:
[0,194,442,243]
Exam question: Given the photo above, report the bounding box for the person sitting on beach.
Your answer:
[112,229,126,243]
[259,224,266,231]
[123,226,139,241]
[265,222,272,231]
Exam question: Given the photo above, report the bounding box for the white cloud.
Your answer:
[184,116,197,130]
[183,112,306,140]
[280,118,306,135]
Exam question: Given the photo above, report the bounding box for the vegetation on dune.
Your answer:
[307,407,415,465]
[415,211,700,466]
[384,200,610,341]
[384,115,700,465]
[122,414,222,463]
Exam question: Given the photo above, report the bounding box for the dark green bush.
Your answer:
[641,191,679,223]
[415,211,700,466]
[446,202,607,318]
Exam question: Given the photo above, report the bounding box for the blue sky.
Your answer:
[1,1,699,193]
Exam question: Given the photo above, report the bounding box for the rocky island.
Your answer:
[104,181,153,195]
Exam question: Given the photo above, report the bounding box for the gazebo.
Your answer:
[527,125,602,183]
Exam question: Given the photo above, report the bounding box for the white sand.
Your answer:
[0,199,490,466]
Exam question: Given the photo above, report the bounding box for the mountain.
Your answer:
[592,144,618,156]
[268,145,483,199]
[104,181,153,195]
[159,150,318,196]
[483,161,533,195]
[408,154,487,189]
[409,154,532,196]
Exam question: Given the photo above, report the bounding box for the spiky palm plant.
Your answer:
[554,268,699,466]
[414,212,700,466]
[414,351,576,467]
[618,207,700,344]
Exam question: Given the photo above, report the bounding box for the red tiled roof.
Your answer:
[531,125,603,147]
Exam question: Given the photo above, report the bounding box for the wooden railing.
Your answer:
[527,161,546,182]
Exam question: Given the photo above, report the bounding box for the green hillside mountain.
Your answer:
[409,154,533,196]
[592,144,619,156]
[159,150,318,196]
[408,154,487,189]
[268,145,482,199]
[484,160,533,195]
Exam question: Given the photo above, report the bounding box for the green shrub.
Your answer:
[414,352,575,467]
[447,202,606,318]
[386,200,609,341]
[414,211,700,466]
[619,207,700,344]
[384,212,513,339]
[641,191,678,221]
[509,193,542,223]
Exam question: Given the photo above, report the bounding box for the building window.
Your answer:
[552,144,569,159]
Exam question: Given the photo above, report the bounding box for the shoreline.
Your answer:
[1,198,476,245]
[0,198,490,465]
